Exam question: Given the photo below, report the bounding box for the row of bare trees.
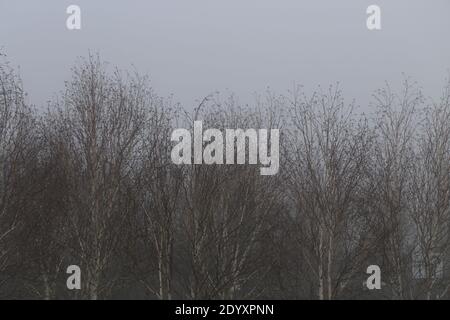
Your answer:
[1,53,450,299]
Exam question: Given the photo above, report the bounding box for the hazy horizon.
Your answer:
[1,0,450,109]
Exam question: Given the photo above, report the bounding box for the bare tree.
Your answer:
[0,56,38,296]
[124,96,182,299]
[50,55,149,299]
[409,79,450,299]
[173,95,284,299]
[285,85,375,299]
[370,80,423,299]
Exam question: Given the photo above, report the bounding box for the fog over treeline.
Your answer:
[2,1,450,110]
[1,52,450,299]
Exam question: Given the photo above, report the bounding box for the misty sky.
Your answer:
[1,0,449,110]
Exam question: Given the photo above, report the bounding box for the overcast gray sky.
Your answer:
[1,0,449,109]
